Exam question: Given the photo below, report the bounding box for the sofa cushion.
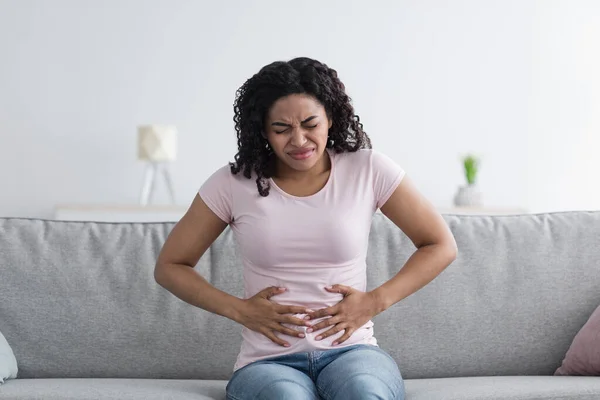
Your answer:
[0,379,228,400]
[0,330,18,384]
[370,211,600,379]
[405,376,600,400]
[555,304,600,376]
[0,219,242,380]
[1,376,599,400]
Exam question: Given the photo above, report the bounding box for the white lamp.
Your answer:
[137,125,177,206]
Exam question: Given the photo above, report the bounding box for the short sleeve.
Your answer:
[198,165,234,224]
[371,150,406,209]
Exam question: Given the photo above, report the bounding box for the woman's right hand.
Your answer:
[238,286,313,347]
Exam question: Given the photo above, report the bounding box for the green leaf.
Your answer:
[462,154,479,185]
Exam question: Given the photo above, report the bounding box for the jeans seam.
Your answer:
[226,392,242,400]
[317,385,332,400]
[316,345,366,398]
[308,352,315,382]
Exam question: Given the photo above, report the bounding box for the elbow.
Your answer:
[417,234,457,264]
[154,261,193,286]
[154,263,167,286]
[448,244,458,264]
[444,237,458,265]
[426,235,457,266]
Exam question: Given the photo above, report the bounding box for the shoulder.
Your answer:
[198,163,260,220]
[201,163,233,189]
[333,148,369,164]
[204,163,264,199]
[334,148,399,170]
[209,163,233,178]
[204,163,257,184]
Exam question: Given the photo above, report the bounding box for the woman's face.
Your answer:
[264,93,332,173]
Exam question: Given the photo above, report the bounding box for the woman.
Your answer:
[154,57,457,400]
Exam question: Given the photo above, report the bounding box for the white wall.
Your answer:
[0,0,598,218]
[527,1,600,212]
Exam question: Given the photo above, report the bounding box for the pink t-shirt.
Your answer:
[198,148,405,372]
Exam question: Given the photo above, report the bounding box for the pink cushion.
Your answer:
[555,304,600,376]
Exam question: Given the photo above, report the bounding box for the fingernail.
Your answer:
[304,316,311,320]
[284,343,290,347]
[298,334,305,338]
[305,309,315,313]
[332,342,338,346]
[307,328,313,333]
[315,335,322,340]
[278,287,286,291]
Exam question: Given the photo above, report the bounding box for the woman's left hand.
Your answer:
[305,284,380,346]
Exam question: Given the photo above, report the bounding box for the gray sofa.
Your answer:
[1,211,599,399]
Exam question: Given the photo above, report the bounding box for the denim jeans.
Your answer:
[225,344,405,400]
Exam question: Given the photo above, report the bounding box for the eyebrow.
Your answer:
[271,115,318,127]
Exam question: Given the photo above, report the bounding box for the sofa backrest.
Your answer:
[0,212,599,380]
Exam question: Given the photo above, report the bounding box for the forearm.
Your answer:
[369,242,457,315]
[154,263,246,323]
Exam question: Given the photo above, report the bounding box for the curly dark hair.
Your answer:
[230,57,372,196]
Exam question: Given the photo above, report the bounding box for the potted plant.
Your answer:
[453,154,483,207]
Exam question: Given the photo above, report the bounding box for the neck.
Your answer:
[273,150,330,181]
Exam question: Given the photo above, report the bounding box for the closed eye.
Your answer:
[271,116,318,133]
[275,123,317,134]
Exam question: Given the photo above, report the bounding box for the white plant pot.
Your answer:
[453,184,483,207]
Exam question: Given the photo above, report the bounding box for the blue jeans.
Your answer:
[225,344,405,400]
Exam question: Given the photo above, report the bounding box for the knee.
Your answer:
[258,379,317,400]
[330,373,405,400]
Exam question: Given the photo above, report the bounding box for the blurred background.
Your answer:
[1,0,599,221]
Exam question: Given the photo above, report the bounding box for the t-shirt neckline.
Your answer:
[269,148,335,200]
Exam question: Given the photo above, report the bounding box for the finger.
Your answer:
[264,286,286,299]
[280,315,312,327]
[326,284,352,296]
[332,328,354,346]
[307,316,338,332]
[314,325,345,341]
[274,325,306,339]
[264,331,290,347]
[275,305,314,315]
[306,306,336,320]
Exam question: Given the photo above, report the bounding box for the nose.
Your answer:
[290,127,308,147]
